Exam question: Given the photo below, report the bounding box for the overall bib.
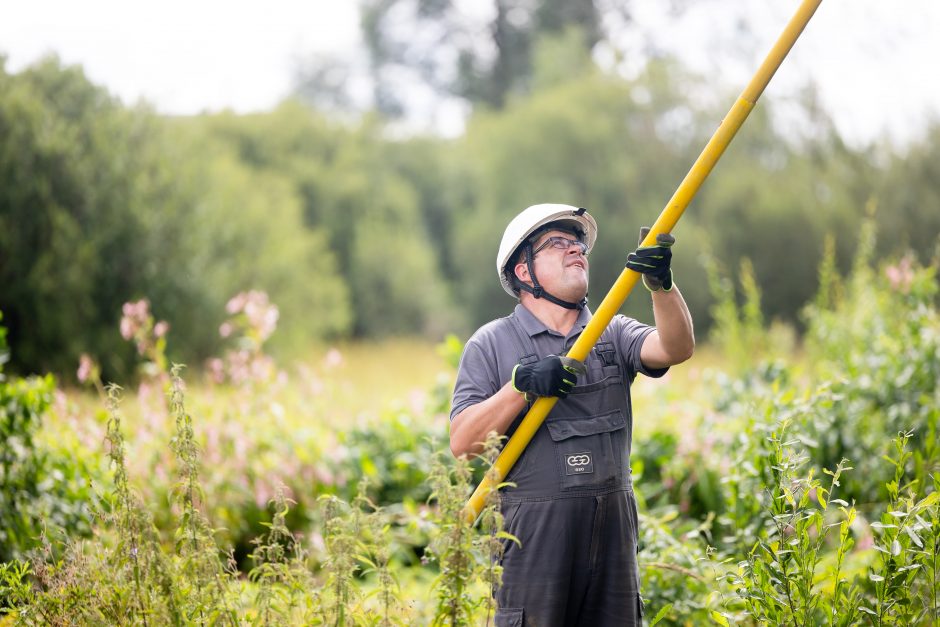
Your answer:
[494,313,644,627]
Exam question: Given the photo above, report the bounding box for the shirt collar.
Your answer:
[514,302,593,339]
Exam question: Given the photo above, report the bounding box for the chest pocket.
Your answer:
[595,341,617,367]
[568,338,623,395]
[594,340,621,379]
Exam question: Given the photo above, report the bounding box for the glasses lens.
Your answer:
[535,236,587,256]
[554,237,587,254]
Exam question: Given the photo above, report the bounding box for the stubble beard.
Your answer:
[558,266,589,302]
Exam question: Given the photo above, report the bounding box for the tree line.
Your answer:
[1,33,938,378]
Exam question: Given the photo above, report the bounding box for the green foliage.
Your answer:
[191,104,457,339]
[4,42,940,622]
[0,61,350,378]
[248,486,316,625]
[0,312,97,563]
[167,367,239,624]
[727,421,857,625]
[424,432,514,626]
[799,216,940,505]
[863,432,940,625]
[871,124,940,262]
[7,46,940,375]
[1,364,510,625]
[627,227,940,625]
[3,227,940,624]
[337,410,444,507]
[703,253,775,371]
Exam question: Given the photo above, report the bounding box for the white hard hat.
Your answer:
[496,203,598,298]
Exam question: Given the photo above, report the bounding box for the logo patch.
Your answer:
[565,451,594,476]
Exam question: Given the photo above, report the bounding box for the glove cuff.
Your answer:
[642,269,674,293]
[511,364,536,402]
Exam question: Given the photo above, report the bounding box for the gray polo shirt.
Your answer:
[451,303,667,423]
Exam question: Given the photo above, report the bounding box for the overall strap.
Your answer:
[505,312,540,366]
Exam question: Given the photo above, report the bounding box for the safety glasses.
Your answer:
[533,236,588,256]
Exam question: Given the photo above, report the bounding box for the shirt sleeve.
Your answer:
[450,331,502,422]
[613,315,669,381]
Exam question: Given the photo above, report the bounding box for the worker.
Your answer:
[450,203,694,626]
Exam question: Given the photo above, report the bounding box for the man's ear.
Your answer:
[514,262,530,285]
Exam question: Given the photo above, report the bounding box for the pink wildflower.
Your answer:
[324,348,343,369]
[77,353,95,383]
[856,531,874,551]
[226,292,248,314]
[206,358,225,384]
[243,291,278,341]
[154,320,169,338]
[885,255,915,293]
[120,299,151,340]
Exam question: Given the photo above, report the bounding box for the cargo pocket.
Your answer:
[495,607,524,627]
[546,410,625,490]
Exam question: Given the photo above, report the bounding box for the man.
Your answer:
[450,203,694,626]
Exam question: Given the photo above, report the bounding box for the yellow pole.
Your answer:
[463,0,823,524]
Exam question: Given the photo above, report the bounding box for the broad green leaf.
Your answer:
[917,491,940,509]
[710,610,730,626]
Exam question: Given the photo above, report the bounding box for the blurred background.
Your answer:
[1,0,939,379]
[3,3,940,622]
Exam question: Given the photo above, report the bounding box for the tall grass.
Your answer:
[1,362,507,625]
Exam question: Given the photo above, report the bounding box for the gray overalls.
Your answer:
[452,304,664,627]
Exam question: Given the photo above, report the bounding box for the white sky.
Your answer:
[1,0,939,147]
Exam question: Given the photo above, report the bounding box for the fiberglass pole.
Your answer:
[463,0,824,524]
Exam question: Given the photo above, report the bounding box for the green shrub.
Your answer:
[0,311,97,564]
[801,223,940,507]
[633,220,940,625]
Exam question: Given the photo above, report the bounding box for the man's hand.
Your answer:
[626,227,675,292]
[512,355,585,399]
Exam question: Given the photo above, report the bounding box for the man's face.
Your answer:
[515,229,590,302]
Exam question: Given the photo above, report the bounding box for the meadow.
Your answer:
[2,224,939,625]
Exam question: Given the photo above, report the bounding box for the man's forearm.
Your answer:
[651,285,695,362]
[450,383,527,458]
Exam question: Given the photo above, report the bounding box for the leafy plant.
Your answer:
[0,311,97,564]
[862,431,940,625]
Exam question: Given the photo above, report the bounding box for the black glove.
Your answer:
[626,227,675,292]
[512,355,585,399]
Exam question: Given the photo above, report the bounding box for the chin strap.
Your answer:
[516,241,587,310]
